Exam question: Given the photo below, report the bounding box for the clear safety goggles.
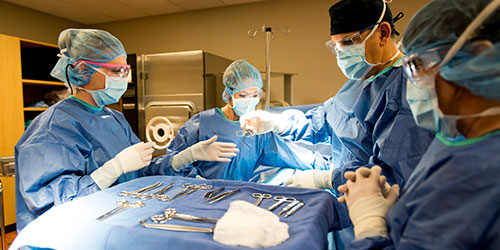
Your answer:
[73,60,131,78]
[401,46,450,84]
[325,23,380,55]
[232,89,262,99]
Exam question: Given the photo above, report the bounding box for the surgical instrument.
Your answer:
[140,220,214,233]
[268,196,296,211]
[252,193,272,206]
[118,181,162,198]
[168,183,213,201]
[204,188,241,204]
[284,201,305,218]
[139,181,175,201]
[203,187,225,199]
[151,208,218,224]
[96,199,145,221]
[278,199,300,216]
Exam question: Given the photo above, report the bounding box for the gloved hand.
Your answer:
[171,135,239,171]
[239,110,286,135]
[91,142,155,189]
[283,169,334,189]
[337,166,399,239]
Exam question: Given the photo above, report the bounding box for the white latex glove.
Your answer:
[337,166,400,239]
[171,135,238,171]
[239,110,286,135]
[283,169,334,189]
[90,142,155,189]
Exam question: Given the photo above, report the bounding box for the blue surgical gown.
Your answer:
[160,108,327,181]
[280,64,435,190]
[15,97,169,231]
[349,131,500,249]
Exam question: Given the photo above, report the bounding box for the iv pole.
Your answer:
[248,25,290,110]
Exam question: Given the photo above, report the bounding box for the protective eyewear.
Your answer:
[325,22,380,55]
[402,46,450,84]
[232,89,262,99]
[73,60,131,78]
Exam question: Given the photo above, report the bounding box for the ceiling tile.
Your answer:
[116,0,185,15]
[220,0,267,5]
[168,0,225,11]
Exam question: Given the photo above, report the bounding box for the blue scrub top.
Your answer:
[15,97,169,231]
[161,108,328,181]
[279,63,436,190]
[349,131,500,249]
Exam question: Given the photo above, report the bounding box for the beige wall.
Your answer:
[0,1,83,45]
[93,0,431,105]
[0,0,431,105]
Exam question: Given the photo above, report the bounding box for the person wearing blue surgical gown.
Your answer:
[338,0,500,248]
[163,59,328,181]
[15,29,171,232]
[240,0,435,194]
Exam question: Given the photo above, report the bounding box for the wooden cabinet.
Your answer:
[0,34,64,226]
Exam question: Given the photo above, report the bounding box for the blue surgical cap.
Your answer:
[222,59,263,103]
[50,28,127,86]
[402,0,500,101]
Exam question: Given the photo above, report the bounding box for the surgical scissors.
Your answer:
[151,208,218,224]
[252,193,272,206]
[235,130,254,137]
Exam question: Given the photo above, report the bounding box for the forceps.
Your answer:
[252,193,272,206]
[268,196,296,211]
[203,187,225,199]
[204,188,240,204]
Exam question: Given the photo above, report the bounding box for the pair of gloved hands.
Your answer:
[90,135,239,190]
[284,167,399,240]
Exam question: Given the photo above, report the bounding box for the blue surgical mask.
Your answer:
[406,78,460,138]
[78,67,128,107]
[232,97,260,117]
[336,40,401,80]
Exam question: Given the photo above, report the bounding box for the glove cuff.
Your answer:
[90,158,122,190]
[349,196,391,239]
[171,147,195,171]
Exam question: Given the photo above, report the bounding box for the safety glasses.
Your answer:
[73,60,131,78]
[325,22,380,55]
[402,46,450,84]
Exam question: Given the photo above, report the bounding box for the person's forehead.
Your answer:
[106,55,127,64]
[236,87,260,94]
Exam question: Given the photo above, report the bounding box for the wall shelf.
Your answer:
[22,79,64,86]
[23,107,48,111]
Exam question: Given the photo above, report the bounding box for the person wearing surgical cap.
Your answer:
[239,0,435,246]
[337,0,500,248]
[15,28,172,232]
[163,59,328,182]
[242,0,435,190]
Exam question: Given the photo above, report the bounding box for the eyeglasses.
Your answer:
[325,22,381,55]
[73,60,131,78]
[234,92,261,99]
[402,46,450,84]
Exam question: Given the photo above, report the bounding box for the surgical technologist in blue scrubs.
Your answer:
[162,59,328,181]
[15,28,173,231]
